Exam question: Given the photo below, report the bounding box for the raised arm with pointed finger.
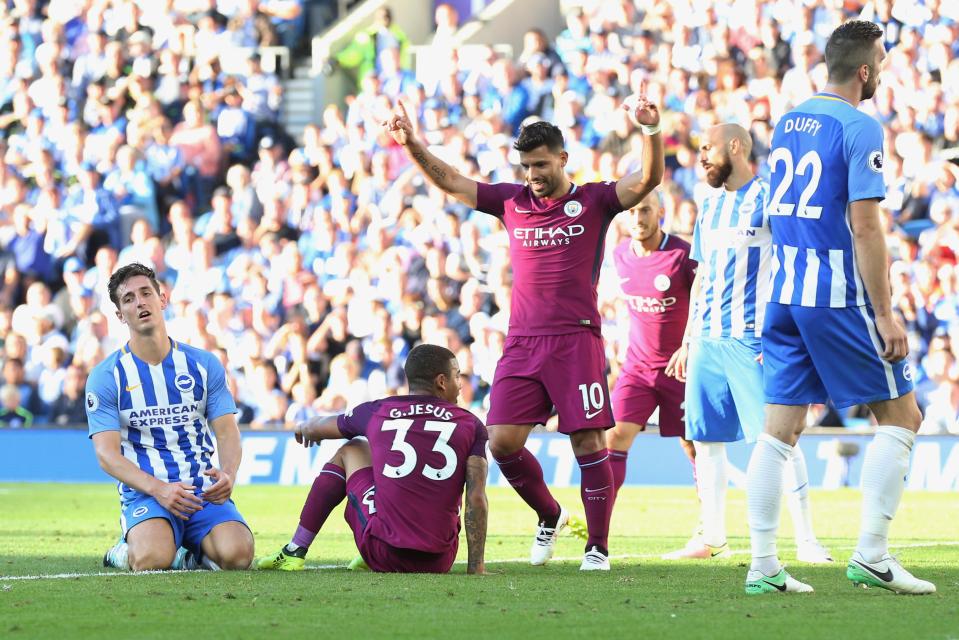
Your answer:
[615,96,665,210]
[384,101,478,208]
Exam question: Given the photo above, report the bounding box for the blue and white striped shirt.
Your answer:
[691,176,771,339]
[86,339,237,504]
[767,93,886,308]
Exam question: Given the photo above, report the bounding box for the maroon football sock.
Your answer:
[609,449,628,497]
[493,448,561,524]
[577,449,613,551]
[291,463,346,550]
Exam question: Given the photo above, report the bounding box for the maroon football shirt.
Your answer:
[337,395,488,553]
[476,181,623,336]
[612,234,696,369]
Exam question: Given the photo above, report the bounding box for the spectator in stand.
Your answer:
[0,383,32,428]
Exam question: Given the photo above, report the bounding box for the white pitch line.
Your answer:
[3,541,958,582]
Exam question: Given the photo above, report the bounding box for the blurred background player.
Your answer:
[606,190,697,506]
[257,344,488,574]
[746,21,934,596]
[666,124,831,564]
[385,96,664,571]
[90,263,253,571]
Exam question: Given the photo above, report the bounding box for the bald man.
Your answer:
[663,124,832,563]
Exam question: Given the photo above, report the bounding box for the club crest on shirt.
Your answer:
[175,373,196,393]
[564,200,583,217]
[868,150,883,173]
[654,274,671,292]
[86,392,99,412]
[739,201,756,217]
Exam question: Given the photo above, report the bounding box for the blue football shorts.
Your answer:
[120,492,249,553]
[684,337,764,443]
[762,302,914,409]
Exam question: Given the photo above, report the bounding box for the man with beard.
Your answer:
[605,190,697,501]
[744,21,934,595]
[665,124,831,566]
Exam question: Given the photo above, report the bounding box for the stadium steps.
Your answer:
[281,71,316,143]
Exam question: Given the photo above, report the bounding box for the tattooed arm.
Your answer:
[464,454,489,575]
[384,101,478,208]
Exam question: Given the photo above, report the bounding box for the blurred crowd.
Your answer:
[1,0,958,435]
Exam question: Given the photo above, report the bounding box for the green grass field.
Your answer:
[1,483,957,639]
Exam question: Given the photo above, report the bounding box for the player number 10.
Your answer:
[578,383,605,413]
[768,148,823,219]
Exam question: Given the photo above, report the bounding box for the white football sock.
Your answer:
[693,441,727,547]
[784,444,816,544]
[856,426,915,563]
[747,433,793,574]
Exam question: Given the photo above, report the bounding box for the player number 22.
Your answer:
[381,419,458,481]
[768,148,823,219]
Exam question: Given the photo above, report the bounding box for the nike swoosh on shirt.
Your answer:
[585,409,604,419]
[125,384,141,392]
[852,559,894,582]
[515,207,533,213]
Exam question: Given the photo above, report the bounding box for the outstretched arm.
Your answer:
[384,101,478,208]
[464,454,489,575]
[294,414,344,447]
[616,96,664,210]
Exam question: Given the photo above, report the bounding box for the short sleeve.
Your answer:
[690,214,704,263]
[337,401,376,438]
[467,417,489,458]
[590,181,622,219]
[844,116,886,203]
[475,182,523,218]
[202,353,238,421]
[86,365,120,437]
[684,253,698,285]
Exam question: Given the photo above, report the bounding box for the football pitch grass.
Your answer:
[1,484,957,639]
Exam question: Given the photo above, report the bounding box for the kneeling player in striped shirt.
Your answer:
[90,263,254,571]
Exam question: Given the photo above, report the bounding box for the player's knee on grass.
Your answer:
[203,523,254,570]
[127,519,177,571]
[128,543,177,572]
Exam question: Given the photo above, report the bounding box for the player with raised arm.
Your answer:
[385,96,664,570]
[744,21,934,595]
[90,263,254,571]
[664,124,831,564]
[256,344,489,574]
[606,190,697,499]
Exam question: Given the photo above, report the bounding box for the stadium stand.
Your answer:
[0,0,957,435]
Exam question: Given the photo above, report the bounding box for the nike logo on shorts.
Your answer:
[585,409,603,419]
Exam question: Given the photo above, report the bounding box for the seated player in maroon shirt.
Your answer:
[606,190,697,515]
[257,344,489,574]
[384,96,664,570]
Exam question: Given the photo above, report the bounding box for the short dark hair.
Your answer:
[825,20,883,84]
[108,262,161,308]
[404,344,456,391]
[513,121,565,153]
